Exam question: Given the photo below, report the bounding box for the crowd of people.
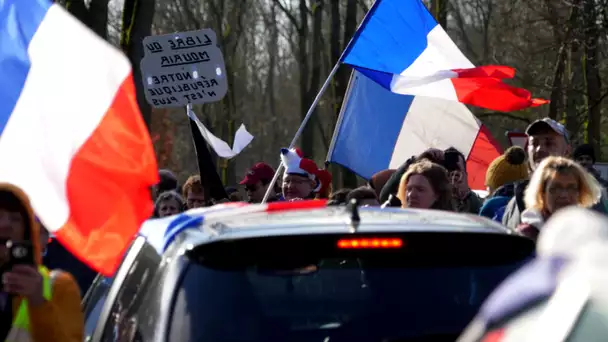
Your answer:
[154,117,608,241]
[0,116,605,341]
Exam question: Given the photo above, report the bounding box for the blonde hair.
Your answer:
[397,160,454,211]
[524,156,601,211]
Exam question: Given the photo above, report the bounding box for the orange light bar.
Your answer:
[337,238,403,249]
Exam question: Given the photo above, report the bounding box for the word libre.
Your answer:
[140,29,228,108]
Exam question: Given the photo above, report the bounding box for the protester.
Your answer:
[280,148,332,201]
[153,191,185,218]
[154,169,178,200]
[225,187,243,202]
[239,162,282,203]
[397,160,454,210]
[347,187,380,206]
[573,143,608,188]
[182,175,207,209]
[380,148,445,205]
[502,118,584,228]
[516,156,601,240]
[315,169,333,200]
[444,147,483,214]
[0,184,83,341]
[479,146,528,221]
[368,169,395,198]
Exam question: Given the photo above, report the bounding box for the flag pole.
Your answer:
[261,61,341,203]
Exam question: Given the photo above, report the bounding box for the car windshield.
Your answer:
[168,233,533,342]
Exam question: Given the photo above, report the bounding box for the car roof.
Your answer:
[138,201,514,254]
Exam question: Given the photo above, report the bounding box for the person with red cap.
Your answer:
[240,163,283,203]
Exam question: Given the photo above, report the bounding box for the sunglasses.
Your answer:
[245,184,258,192]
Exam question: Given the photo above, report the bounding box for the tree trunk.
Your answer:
[431,0,448,28]
[266,3,279,148]
[120,0,156,129]
[64,0,89,24]
[62,0,109,39]
[548,45,568,120]
[339,0,359,189]
[548,1,581,121]
[583,0,602,157]
[564,39,584,144]
[298,0,312,155]
[88,0,109,39]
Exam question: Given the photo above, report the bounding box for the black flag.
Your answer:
[189,118,228,202]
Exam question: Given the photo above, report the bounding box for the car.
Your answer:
[82,200,535,342]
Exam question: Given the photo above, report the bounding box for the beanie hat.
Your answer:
[485,146,528,193]
[573,144,596,164]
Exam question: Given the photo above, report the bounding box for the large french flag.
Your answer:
[341,0,547,112]
[1,0,159,275]
[327,71,501,190]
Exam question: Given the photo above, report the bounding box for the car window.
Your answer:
[168,232,534,342]
[100,242,161,342]
[83,275,113,340]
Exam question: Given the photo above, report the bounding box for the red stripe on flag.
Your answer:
[55,76,159,276]
[450,66,548,112]
[467,124,502,191]
[453,65,515,79]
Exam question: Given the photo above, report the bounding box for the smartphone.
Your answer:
[444,151,461,172]
[6,240,35,267]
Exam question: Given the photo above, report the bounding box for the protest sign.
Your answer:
[140,29,228,108]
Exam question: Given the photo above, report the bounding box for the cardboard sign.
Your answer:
[140,29,228,108]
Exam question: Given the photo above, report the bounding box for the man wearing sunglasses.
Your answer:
[240,163,283,203]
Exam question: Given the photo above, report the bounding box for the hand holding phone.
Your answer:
[6,240,35,268]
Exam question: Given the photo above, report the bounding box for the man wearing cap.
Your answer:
[502,118,606,228]
[240,163,282,203]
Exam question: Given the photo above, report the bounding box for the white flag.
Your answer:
[187,108,254,159]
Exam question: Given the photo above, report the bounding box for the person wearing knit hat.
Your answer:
[480,146,528,221]
[572,144,608,189]
[485,146,528,195]
[573,143,596,167]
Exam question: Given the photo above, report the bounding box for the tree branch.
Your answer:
[357,0,369,13]
[273,0,300,30]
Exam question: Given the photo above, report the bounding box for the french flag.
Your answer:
[1,0,159,275]
[341,0,548,112]
[327,71,501,191]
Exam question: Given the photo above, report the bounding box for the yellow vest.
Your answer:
[5,266,53,342]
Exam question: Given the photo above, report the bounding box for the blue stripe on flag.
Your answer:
[341,0,437,75]
[0,0,51,135]
[328,71,411,179]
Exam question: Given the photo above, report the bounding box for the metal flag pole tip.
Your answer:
[261,61,342,203]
